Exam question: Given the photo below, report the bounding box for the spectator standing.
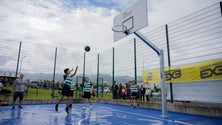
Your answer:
[145,87,150,102]
[77,83,83,98]
[126,83,131,100]
[12,74,27,109]
[137,85,141,101]
[130,80,139,108]
[112,81,118,103]
[118,83,123,99]
[122,85,127,100]
[141,85,145,101]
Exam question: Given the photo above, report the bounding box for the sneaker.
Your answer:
[65,107,69,114]
[12,106,15,110]
[82,106,86,110]
[55,104,58,111]
[90,105,92,109]
[18,105,23,109]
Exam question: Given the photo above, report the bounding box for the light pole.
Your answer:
[19,56,27,74]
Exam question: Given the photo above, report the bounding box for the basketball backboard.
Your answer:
[112,0,148,42]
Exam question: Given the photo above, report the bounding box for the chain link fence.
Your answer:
[0,2,222,102]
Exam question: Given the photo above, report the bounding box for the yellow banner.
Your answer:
[142,59,222,83]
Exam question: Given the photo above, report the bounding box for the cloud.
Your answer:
[0,0,120,53]
[1,0,220,52]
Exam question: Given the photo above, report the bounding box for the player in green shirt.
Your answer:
[55,65,78,114]
[82,77,93,109]
[130,80,139,108]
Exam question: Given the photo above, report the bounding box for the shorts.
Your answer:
[131,92,139,99]
[70,90,74,98]
[13,92,24,101]
[62,84,71,97]
[83,92,91,99]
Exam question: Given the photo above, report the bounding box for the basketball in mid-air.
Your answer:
[84,46,90,52]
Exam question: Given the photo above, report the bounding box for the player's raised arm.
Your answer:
[71,65,78,77]
[66,68,73,76]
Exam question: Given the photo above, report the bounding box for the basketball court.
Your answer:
[0,103,221,125]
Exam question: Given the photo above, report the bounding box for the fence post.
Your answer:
[101,78,104,98]
[52,47,57,99]
[112,47,115,99]
[15,41,22,78]
[96,53,100,98]
[134,38,137,84]
[165,25,174,103]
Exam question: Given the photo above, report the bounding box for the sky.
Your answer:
[0,0,221,53]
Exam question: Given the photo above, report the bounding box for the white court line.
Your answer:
[77,105,193,125]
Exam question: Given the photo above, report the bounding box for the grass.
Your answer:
[0,87,112,100]
[25,88,54,99]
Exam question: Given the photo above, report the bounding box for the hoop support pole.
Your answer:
[134,31,168,117]
[134,32,160,55]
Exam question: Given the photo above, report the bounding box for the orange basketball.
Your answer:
[84,46,90,52]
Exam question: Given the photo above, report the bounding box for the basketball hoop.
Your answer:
[112,25,129,35]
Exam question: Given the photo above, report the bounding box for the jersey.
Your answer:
[15,78,26,92]
[83,81,92,92]
[130,84,138,93]
[64,75,75,90]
